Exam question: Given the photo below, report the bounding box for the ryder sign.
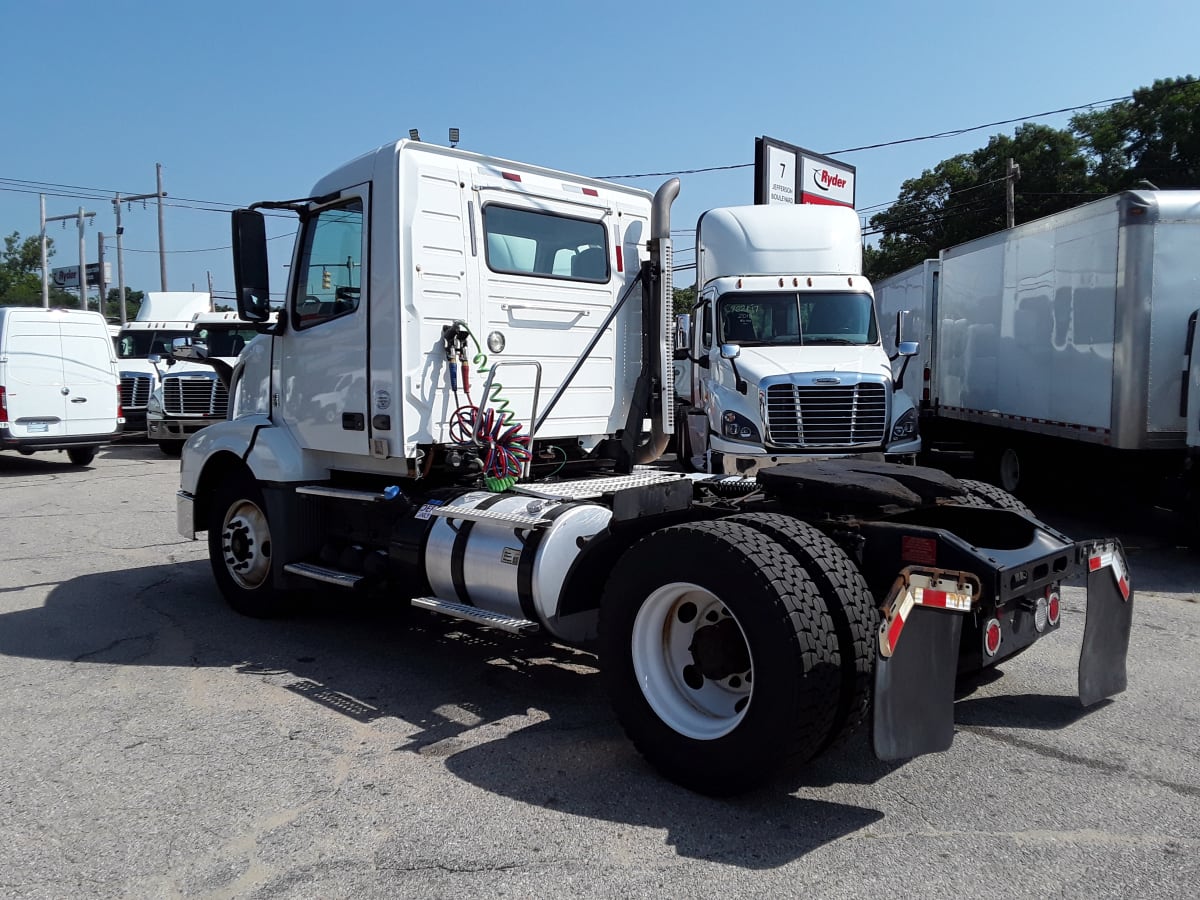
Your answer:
[755,136,856,208]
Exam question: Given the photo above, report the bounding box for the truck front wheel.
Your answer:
[207,473,288,618]
[600,520,839,795]
[157,440,183,457]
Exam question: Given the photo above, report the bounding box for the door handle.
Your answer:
[342,412,365,431]
[70,397,88,404]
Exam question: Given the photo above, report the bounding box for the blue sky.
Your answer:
[2,0,1197,301]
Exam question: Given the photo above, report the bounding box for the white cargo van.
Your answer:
[0,307,124,466]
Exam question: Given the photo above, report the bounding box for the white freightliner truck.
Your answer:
[672,204,921,475]
[176,140,1134,794]
[875,191,1200,535]
[115,291,214,429]
[146,310,264,456]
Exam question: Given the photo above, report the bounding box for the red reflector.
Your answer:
[923,366,931,382]
[615,245,624,273]
[984,618,1002,656]
[582,187,598,196]
[1047,592,1060,626]
[502,171,521,182]
[922,387,930,402]
[0,385,7,423]
[901,535,937,566]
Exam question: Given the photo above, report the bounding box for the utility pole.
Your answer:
[156,162,168,290]
[45,207,96,311]
[112,178,167,325]
[207,270,215,311]
[1006,158,1021,229]
[39,194,48,308]
[97,233,108,319]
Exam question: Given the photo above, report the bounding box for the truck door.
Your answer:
[279,190,371,456]
[59,318,119,437]
[4,314,68,438]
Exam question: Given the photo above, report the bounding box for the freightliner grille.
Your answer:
[120,373,153,410]
[765,382,887,447]
[162,375,229,418]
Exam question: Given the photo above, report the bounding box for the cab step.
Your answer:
[411,596,540,635]
[283,562,365,588]
[296,485,389,502]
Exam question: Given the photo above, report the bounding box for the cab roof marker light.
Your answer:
[502,172,522,182]
[561,184,599,196]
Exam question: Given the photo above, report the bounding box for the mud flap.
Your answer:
[1079,540,1133,707]
[873,606,964,761]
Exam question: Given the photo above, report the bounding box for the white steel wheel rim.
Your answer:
[221,498,272,590]
[631,581,754,741]
[999,448,1021,493]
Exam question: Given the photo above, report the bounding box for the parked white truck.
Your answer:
[875,190,1200,536]
[175,139,1133,793]
[673,204,921,474]
[114,291,212,429]
[146,310,262,456]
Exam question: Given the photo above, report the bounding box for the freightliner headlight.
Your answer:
[721,410,761,444]
[891,408,919,441]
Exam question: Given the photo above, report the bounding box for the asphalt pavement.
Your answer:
[0,440,1197,899]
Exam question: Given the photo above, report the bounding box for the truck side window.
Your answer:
[293,200,364,330]
[701,302,712,349]
[483,205,608,283]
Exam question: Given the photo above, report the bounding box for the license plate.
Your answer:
[27,422,48,433]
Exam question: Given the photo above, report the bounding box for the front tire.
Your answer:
[600,520,840,795]
[207,472,289,618]
[157,440,183,457]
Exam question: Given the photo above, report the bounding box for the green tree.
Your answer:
[103,287,144,321]
[672,285,696,317]
[1071,75,1200,190]
[864,123,1094,281]
[0,231,79,308]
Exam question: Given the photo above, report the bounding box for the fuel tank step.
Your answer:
[411,596,540,635]
[428,506,552,528]
[283,562,365,588]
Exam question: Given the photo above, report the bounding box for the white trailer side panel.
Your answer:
[936,198,1121,442]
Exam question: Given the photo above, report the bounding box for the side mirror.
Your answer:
[675,313,691,352]
[898,341,919,358]
[895,309,909,346]
[720,343,741,360]
[146,353,161,365]
[232,208,271,323]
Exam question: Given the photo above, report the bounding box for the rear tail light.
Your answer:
[983,617,1002,657]
[0,385,7,423]
[117,385,124,420]
[1046,587,1061,626]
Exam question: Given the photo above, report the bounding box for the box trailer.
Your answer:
[875,190,1200,532]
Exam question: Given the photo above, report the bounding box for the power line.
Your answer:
[595,77,1200,180]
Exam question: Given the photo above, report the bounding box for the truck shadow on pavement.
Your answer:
[0,559,1112,868]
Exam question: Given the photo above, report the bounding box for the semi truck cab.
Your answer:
[673,205,920,475]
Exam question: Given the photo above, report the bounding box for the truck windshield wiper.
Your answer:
[804,338,859,345]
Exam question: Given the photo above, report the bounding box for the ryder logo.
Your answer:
[812,168,848,192]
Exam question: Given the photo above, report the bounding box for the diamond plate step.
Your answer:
[428,506,550,528]
[411,596,540,635]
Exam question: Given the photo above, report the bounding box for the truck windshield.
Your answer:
[115,330,194,359]
[717,292,878,346]
[195,326,258,357]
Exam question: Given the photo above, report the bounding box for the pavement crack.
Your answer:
[72,632,156,663]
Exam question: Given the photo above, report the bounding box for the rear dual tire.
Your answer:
[600,520,840,795]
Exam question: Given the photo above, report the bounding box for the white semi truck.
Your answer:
[115,291,213,429]
[146,310,263,456]
[673,204,921,474]
[875,190,1200,537]
[176,140,1133,794]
